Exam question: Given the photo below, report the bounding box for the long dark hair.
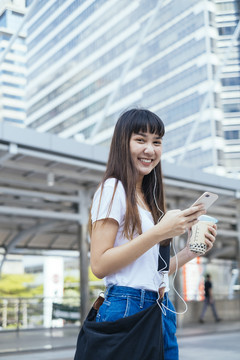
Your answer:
[91,108,166,239]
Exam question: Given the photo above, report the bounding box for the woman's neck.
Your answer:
[136,176,143,191]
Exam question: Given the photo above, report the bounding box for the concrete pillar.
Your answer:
[78,188,90,322]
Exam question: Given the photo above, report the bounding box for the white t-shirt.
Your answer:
[91,178,169,292]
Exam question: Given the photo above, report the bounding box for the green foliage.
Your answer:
[0,274,43,297]
[64,275,79,288]
[64,274,79,299]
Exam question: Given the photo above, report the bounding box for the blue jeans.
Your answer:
[96,285,178,360]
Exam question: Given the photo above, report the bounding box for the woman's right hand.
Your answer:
[156,205,206,239]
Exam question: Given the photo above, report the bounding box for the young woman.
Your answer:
[88,109,217,359]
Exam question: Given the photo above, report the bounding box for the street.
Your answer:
[178,331,240,360]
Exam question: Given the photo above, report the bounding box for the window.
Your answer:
[218,26,236,36]
[216,2,237,12]
[222,77,240,86]
[224,130,239,140]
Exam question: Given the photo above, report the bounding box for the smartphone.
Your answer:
[192,192,218,210]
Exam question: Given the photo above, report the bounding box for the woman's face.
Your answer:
[129,131,162,182]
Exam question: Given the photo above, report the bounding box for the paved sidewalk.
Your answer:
[0,326,79,355]
[178,331,240,360]
[0,320,239,358]
[2,348,75,360]
[177,319,240,337]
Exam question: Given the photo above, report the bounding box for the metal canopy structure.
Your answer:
[0,121,240,260]
[0,122,240,318]
[0,122,107,255]
[0,122,108,318]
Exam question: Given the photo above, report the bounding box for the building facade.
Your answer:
[25,0,240,177]
[0,0,26,125]
[215,0,240,177]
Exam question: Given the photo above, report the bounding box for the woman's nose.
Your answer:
[144,143,154,154]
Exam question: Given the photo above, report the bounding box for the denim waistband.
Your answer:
[105,285,158,301]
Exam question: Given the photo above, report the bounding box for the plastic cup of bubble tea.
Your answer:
[189,215,218,255]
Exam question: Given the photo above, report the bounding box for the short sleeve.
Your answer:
[91,179,126,225]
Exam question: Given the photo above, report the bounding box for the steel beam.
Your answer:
[17,146,106,172]
[0,186,80,203]
[0,206,81,221]
[6,221,59,253]
[164,178,236,197]
[3,159,103,183]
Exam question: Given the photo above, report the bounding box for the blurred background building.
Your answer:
[216,0,240,177]
[0,0,26,125]
[24,0,240,178]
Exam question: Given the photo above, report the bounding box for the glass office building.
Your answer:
[215,0,240,176]
[0,0,26,125]
[25,0,240,176]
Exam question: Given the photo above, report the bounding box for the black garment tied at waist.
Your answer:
[74,295,164,360]
[74,244,169,360]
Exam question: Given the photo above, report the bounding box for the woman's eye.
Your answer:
[136,138,144,142]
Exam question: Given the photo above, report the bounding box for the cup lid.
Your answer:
[198,215,218,223]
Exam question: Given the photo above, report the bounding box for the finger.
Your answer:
[182,205,205,216]
[205,238,213,250]
[184,210,206,224]
[207,226,217,237]
[186,218,199,228]
[205,234,215,244]
[186,210,206,224]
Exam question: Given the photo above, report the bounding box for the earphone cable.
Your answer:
[153,169,188,315]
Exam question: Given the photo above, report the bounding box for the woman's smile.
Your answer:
[130,131,162,180]
[138,158,154,167]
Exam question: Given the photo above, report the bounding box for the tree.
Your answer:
[0,274,43,297]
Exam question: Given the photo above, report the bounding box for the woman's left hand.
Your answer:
[204,224,217,253]
[169,224,217,275]
[186,224,217,257]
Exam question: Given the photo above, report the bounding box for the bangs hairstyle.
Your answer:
[90,108,166,240]
[124,108,165,139]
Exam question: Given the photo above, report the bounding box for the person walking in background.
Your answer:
[199,274,221,323]
[74,109,217,360]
